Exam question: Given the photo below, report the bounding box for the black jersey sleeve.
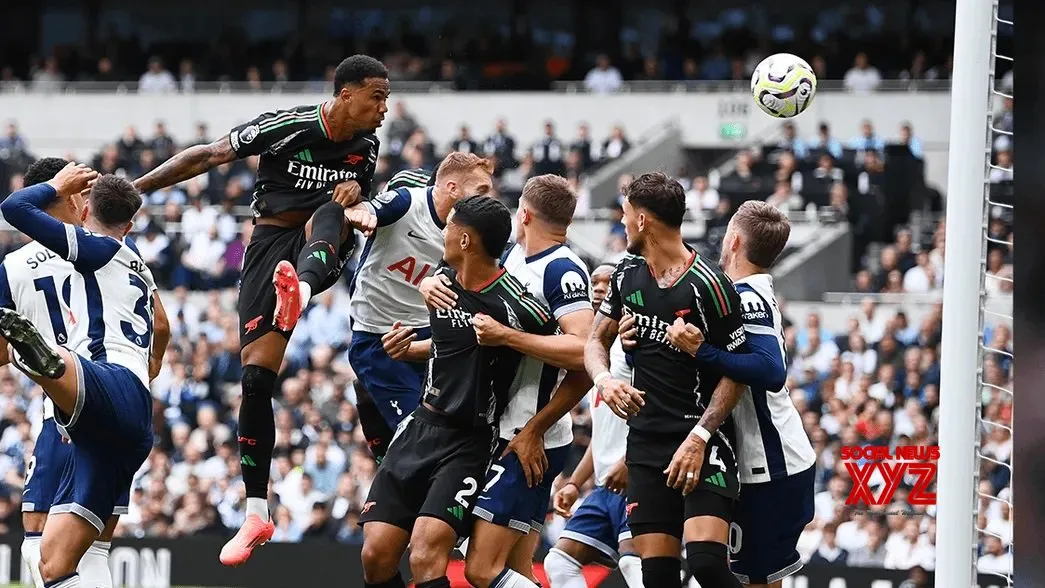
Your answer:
[692,261,748,353]
[598,259,629,321]
[228,107,320,158]
[497,273,559,336]
[358,136,381,198]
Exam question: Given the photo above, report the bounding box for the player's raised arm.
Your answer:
[133,135,237,193]
[1,163,101,262]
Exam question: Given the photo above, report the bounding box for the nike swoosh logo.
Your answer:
[407,230,425,240]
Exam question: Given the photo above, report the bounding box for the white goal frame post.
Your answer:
[936,0,1009,586]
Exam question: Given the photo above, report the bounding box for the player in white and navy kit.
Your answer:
[546,263,644,588]
[446,175,594,588]
[349,153,494,460]
[0,165,169,588]
[700,201,816,587]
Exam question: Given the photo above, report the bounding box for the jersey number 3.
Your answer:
[121,273,153,349]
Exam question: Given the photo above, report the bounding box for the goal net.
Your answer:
[935,0,1014,586]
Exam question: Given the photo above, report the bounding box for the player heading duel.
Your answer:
[585,172,749,588]
[134,55,387,565]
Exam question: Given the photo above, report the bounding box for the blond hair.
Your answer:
[435,151,495,181]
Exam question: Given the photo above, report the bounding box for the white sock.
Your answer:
[246,497,269,521]
[298,282,312,310]
[618,554,645,588]
[77,541,112,588]
[45,572,81,587]
[456,537,469,557]
[545,548,586,588]
[21,534,44,588]
[493,567,540,588]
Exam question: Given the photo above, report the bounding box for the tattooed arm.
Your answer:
[696,376,745,435]
[134,135,237,193]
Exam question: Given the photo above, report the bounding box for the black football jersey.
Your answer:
[600,251,749,434]
[424,267,558,429]
[228,104,380,218]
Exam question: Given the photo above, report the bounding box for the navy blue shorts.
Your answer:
[560,486,633,563]
[730,466,815,585]
[473,438,570,534]
[349,329,430,430]
[23,417,73,514]
[50,355,152,532]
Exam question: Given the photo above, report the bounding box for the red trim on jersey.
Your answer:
[473,268,506,292]
[649,250,698,287]
[318,102,334,139]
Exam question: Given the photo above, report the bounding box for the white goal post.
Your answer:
[936,0,1011,586]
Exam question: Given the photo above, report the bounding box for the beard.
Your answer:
[626,239,643,256]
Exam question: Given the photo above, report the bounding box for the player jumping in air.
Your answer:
[546,263,644,588]
[360,196,558,588]
[0,164,170,588]
[417,175,594,587]
[585,172,749,588]
[621,201,816,587]
[133,55,386,565]
[350,154,493,462]
[3,158,128,588]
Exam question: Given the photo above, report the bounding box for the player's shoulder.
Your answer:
[387,168,431,190]
[611,254,645,277]
[734,274,777,326]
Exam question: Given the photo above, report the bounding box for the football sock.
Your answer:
[686,541,742,588]
[619,554,644,588]
[78,541,112,588]
[21,532,43,588]
[238,365,279,502]
[355,383,394,462]
[415,577,451,588]
[491,567,540,588]
[246,497,270,521]
[297,201,346,300]
[641,557,681,588]
[364,572,407,588]
[544,548,586,588]
[44,573,80,588]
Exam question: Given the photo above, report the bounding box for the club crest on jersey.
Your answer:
[239,124,260,145]
[344,153,364,165]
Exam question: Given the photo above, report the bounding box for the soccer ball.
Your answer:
[750,53,817,118]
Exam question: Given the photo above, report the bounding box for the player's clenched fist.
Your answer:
[47,162,99,197]
[552,481,580,518]
[618,313,638,351]
[331,179,362,207]
[666,317,704,357]
[344,203,376,237]
[382,321,417,360]
[471,313,510,346]
[598,377,645,419]
[419,274,457,309]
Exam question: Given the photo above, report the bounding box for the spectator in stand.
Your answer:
[898,123,924,159]
[117,125,146,168]
[483,118,517,174]
[402,127,436,168]
[600,124,630,161]
[245,66,263,92]
[765,180,800,214]
[809,122,844,160]
[843,52,882,93]
[700,42,730,79]
[140,56,178,93]
[894,229,918,273]
[179,59,196,93]
[272,59,291,91]
[569,123,595,170]
[720,150,763,194]
[977,536,1012,576]
[1,66,26,93]
[990,149,1013,183]
[0,122,28,153]
[850,120,886,155]
[847,517,889,567]
[151,120,177,161]
[31,56,64,93]
[776,121,809,159]
[385,102,419,162]
[583,53,623,93]
[903,251,941,293]
[809,523,849,566]
[634,56,661,81]
[531,121,566,176]
[447,125,479,154]
[899,51,939,82]
[684,175,719,217]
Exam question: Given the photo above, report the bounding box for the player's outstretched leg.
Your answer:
[38,512,97,588]
[0,308,65,379]
[273,201,347,332]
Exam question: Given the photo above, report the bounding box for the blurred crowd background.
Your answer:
[0,0,1014,579]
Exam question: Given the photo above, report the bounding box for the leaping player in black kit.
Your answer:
[584,173,750,588]
[133,55,387,566]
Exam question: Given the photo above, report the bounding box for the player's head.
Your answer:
[444,195,512,270]
[721,200,791,271]
[86,174,142,236]
[434,152,494,204]
[590,264,615,309]
[621,172,686,256]
[332,55,390,131]
[24,157,86,225]
[516,174,577,242]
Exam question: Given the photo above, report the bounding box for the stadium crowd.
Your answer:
[0,77,1013,578]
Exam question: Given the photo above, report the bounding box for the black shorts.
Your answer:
[625,428,740,540]
[359,407,495,539]
[237,218,353,347]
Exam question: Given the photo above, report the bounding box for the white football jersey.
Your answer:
[0,242,88,420]
[591,337,632,486]
[351,187,446,333]
[499,243,591,449]
[732,273,816,484]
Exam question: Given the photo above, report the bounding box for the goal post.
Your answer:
[935,0,1003,586]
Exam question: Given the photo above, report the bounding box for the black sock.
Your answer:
[415,578,450,588]
[364,572,406,588]
[355,382,394,462]
[297,201,346,293]
[686,541,742,588]
[44,573,78,588]
[642,556,681,588]
[238,365,279,498]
